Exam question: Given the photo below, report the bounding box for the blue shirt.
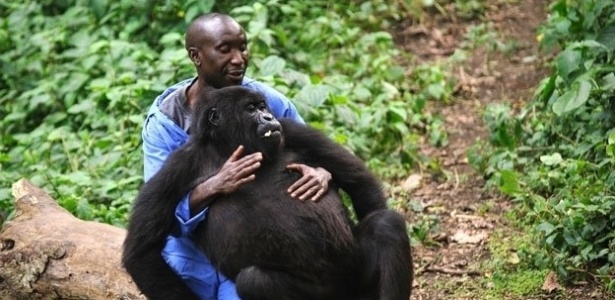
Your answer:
[142,77,304,300]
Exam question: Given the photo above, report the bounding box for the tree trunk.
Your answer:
[0,179,145,300]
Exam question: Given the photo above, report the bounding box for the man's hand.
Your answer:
[286,164,332,202]
[190,145,262,214]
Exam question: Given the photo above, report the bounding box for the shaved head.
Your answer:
[185,13,242,50]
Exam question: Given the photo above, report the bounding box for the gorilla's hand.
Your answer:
[190,145,262,214]
[286,164,331,202]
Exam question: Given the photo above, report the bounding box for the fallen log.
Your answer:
[0,179,145,300]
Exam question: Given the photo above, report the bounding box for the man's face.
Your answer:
[191,19,249,89]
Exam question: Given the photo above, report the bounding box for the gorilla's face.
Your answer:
[254,102,282,145]
[193,87,284,160]
[249,98,282,157]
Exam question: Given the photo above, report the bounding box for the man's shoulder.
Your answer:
[144,79,193,134]
[154,78,196,106]
[241,77,286,101]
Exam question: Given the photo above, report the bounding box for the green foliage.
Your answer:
[0,0,194,226]
[474,0,615,290]
[420,0,487,20]
[0,0,452,227]
[478,229,548,298]
[229,1,449,175]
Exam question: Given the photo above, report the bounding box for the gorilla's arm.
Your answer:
[280,119,387,220]
[122,145,203,300]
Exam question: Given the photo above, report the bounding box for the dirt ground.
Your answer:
[391,1,610,299]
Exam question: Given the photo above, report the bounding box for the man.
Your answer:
[141,13,332,299]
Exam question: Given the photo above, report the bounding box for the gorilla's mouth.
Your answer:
[262,129,281,139]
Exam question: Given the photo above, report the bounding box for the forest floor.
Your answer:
[391,1,610,299]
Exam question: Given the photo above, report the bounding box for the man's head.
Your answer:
[186,13,249,89]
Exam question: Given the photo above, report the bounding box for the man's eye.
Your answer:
[219,45,230,53]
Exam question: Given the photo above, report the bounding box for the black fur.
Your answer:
[122,86,413,300]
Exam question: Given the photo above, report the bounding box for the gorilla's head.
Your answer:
[192,86,283,160]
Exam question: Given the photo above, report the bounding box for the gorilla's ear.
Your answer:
[208,108,220,126]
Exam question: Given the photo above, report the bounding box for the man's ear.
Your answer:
[188,47,200,66]
[208,108,220,126]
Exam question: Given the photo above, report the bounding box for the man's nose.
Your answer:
[230,50,246,65]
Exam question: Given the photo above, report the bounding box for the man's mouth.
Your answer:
[227,70,244,80]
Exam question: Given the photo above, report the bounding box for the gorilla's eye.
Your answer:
[246,103,257,112]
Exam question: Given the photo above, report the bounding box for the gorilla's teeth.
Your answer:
[264,130,272,137]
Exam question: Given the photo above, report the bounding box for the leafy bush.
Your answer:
[0,0,450,228]
[233,1,450,176]
[473,0,615,289]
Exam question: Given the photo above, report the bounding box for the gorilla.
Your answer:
[122,86,413,300]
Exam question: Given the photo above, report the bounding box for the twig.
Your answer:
[414,259,434,276]
[424,266,482,276]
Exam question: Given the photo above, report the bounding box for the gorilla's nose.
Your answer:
[260,112,274,123]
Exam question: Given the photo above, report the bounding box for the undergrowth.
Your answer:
[472,0,615,292]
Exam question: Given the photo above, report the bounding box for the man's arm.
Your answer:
[187,145,263,215]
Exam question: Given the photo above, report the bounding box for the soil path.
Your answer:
[392,1,558,299]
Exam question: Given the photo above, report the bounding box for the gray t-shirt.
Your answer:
[159,82,193,133]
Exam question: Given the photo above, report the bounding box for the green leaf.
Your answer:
[499,169,521,195]
[563,230,578,246]
[394,122,410,136]
[184,0,215,23]
[600,73,615,91]
[76,197,93,220]
[64,171,92,186]
[47,127,69,142]
[580,244,593,260]
[388,105,407,122]
[536,222,556,235]
[67,100,95,114]
[197,0,216,14]
[596,24,615,51]
[295,84,332,108]
[540,152,563,166]
[536,74,557,103]
[159,32,183,46]
[552,79,592,115]
[259,56,286,77]
[556,49,581,81]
